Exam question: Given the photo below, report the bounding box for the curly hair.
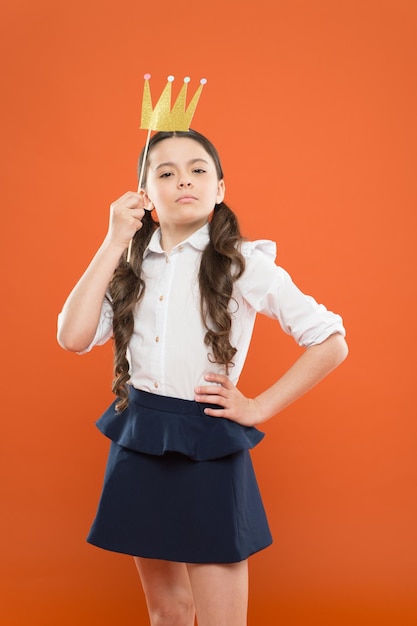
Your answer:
[109,130,245,411]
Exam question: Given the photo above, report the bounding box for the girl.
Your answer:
[58,129,348,626]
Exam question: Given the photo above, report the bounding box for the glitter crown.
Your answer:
[140,74,207,132]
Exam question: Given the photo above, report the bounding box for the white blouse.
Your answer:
[77,224,345,401]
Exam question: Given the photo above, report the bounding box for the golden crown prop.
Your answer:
[126,74,207,262]
[140,73,207,131]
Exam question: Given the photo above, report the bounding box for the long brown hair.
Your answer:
[109,130,245,411]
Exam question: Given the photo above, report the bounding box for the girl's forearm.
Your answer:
[255,333,348,422]
[57,238,125,352]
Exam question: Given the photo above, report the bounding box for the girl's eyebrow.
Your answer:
[154,158,209,171]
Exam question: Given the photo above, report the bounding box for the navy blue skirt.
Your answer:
[87,388,272,563]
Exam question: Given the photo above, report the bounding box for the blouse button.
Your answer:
[153,381,159,388]
[159,295,164,301]
[155,336,160,342]
[178,245,184,251]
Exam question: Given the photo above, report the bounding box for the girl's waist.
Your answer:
[95,388,265,461]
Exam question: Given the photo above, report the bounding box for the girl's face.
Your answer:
[144,137,225,233]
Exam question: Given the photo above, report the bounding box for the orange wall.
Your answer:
[1,1,416,624]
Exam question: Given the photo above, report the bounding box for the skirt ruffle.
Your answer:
[96,387,265,461]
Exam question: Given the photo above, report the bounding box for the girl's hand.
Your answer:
[106,191,150,249]
[194,373,263,427]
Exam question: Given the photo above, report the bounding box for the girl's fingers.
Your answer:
[195,393,227,406]
[111,191,150,213]
[194,383,231,409]
[202,373,234,388]
[194,374,234,398]
[107,192,148,246]
[127,208,146,221]
[194,384,226,398]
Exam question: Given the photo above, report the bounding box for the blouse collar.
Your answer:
[144,222,210,257]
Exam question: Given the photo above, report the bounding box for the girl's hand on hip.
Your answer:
[194,373,263,427]
[106,191,149,249]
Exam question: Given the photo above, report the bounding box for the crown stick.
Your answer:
[137,127,152,192]
[126,126,151,263]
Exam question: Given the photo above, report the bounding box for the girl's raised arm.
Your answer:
[57,192,145,353]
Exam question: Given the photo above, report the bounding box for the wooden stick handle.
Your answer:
[126,128,152,263]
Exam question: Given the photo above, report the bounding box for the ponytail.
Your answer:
[199,202,245,372]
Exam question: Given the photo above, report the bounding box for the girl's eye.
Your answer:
[193,168,206,174]
[160,172,173,178]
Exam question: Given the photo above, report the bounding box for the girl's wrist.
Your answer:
[253,394,281,424]
[251,397,269,425]
[101,235,128,257]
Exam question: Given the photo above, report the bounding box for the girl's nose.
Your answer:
[178,178,192,188]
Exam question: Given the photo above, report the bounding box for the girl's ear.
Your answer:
[216,180,226,204]
[139,188,154,211]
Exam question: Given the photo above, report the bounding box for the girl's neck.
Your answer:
[159,220,207,254]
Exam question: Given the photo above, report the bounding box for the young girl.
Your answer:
[58,129,348,626]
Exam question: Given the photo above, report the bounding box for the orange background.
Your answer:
[1,1,416,624]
